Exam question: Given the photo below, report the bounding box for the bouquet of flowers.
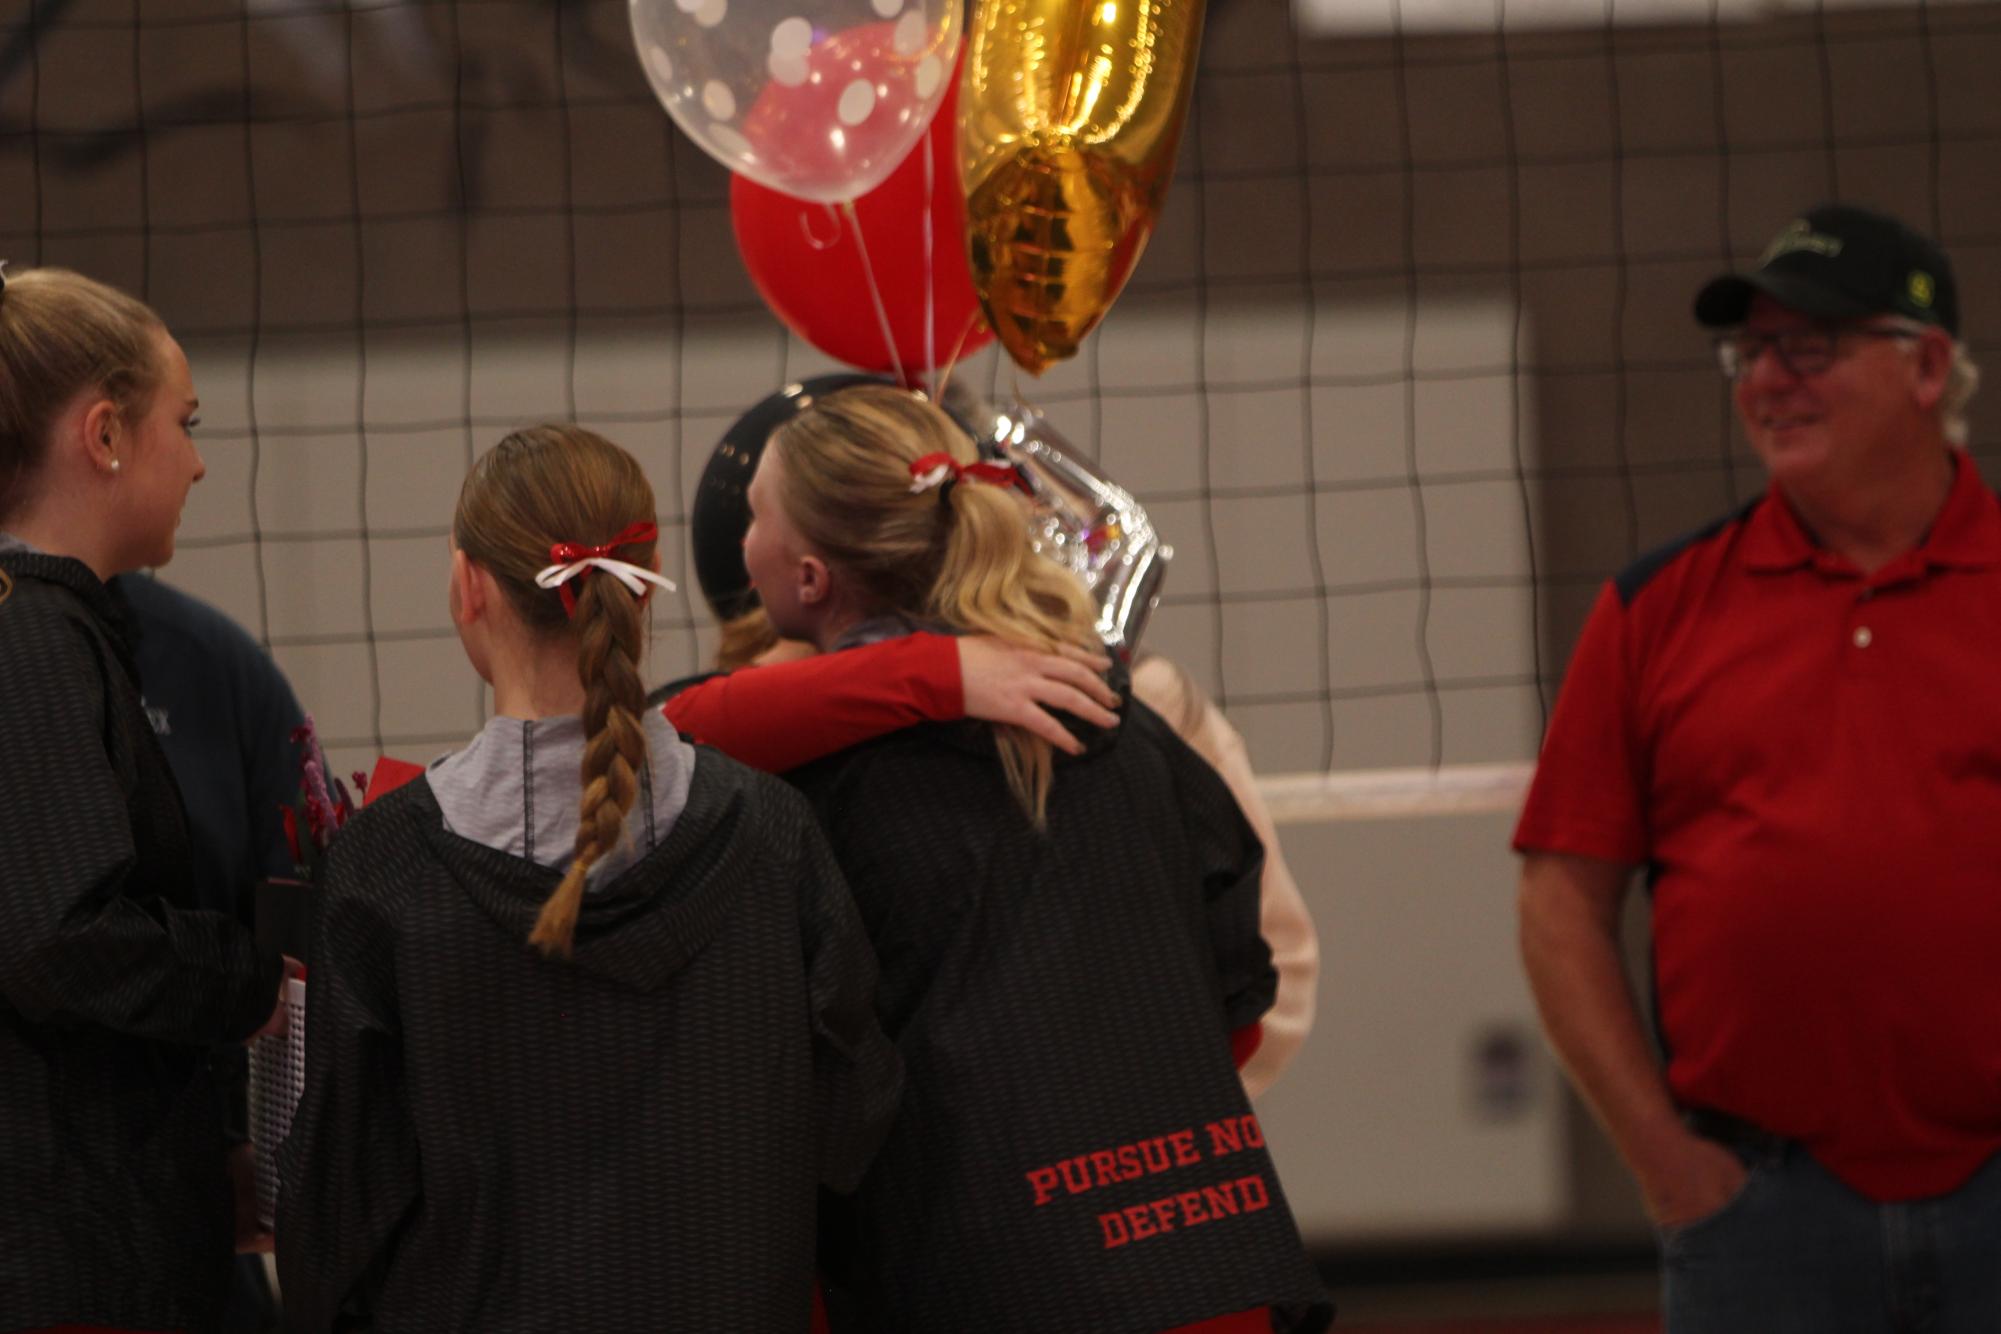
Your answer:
[279,715,361,879]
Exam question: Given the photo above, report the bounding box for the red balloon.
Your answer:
[732,50,992,379]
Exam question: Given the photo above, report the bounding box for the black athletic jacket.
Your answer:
[275,756,901,1333]
[0,552,283,1331]
[795,697,1333,1333]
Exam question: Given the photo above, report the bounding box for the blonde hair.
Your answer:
[769,384,1098,822]
[0,267,165,521]
[454,425,657,958]
[715,605,779,671]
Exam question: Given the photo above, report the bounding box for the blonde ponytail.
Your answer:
[715,605,779,670]
[770,386,1098,824]
[927,480,1097,822]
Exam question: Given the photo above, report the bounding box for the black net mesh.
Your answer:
[3,0,1993,782]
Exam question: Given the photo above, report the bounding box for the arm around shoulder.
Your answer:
[662,633,961,772]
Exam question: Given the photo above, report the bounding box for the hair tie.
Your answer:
[534,520,677,617]
[908,451,1023,502]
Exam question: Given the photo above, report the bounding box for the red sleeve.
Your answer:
[1512,582,1649,866]
[662,634,964,773]
[1228,1022,1263,1071]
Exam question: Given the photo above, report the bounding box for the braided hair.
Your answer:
[453,425,656,957]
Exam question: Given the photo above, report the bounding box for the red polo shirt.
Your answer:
[1516,450,2001,1202]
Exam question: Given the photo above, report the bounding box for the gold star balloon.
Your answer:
[959,0,1205,374]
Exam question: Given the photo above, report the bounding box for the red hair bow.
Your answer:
[907,452,1024,496]
[536,520,673,616]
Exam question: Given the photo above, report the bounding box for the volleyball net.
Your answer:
[3,0,1995,810]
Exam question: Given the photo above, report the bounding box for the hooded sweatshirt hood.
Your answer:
[426,709,694,880]
[406,716,758,991]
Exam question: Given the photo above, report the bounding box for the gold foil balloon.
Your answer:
[959,0,1205,374]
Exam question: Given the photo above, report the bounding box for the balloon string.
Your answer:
[935,310,980,406]
[841,200,909,389]
[921,121,937,400]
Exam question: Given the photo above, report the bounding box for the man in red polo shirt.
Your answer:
[1516,203,1999,1331]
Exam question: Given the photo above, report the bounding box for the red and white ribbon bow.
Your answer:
[534,521,677,616]
[907,451,1024,495]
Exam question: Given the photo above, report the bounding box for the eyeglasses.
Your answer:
[1712,325,1922,381]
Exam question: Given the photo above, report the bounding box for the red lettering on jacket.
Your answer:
[1204,1114,1263,1158]
[1094,1175,1276,1248]
[1100,1210,1131,1248]
[1027,1121,1251,1209]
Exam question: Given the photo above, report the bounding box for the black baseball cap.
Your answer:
[1694,204,1958,336]
[689,372,887,620]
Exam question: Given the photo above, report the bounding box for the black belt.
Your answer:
[1685,1107,1791,1157]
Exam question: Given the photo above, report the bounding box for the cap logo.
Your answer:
[1761,219,1844,265]
[1907,270,1935,309]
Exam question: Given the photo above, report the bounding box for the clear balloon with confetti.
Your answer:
[630,0,959,204]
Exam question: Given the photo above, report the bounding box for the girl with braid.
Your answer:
[275,426,898,1333]
[747,386,1331,1334]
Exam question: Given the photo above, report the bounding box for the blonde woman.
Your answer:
[275,426,898,1332]
[0,267,287,1334]
[661,632,1321,1103]
[747,385,1331,1333]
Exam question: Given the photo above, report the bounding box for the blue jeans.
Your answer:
[1661,1127,2001,1334]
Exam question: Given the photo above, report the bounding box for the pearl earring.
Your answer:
[110,459,121,473]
